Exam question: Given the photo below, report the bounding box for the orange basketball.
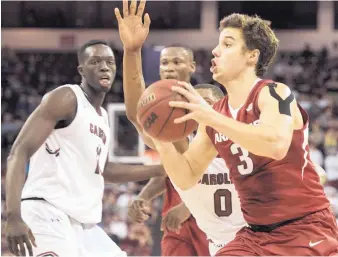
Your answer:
[137,79,198,142]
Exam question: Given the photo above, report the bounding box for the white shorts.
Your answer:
[21,200,127,257]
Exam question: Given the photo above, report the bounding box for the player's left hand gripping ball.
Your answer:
[169,81,216,125]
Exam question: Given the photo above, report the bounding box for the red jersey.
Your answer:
[206,79,330,225]
[162,177,182,215]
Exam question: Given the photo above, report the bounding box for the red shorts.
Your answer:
[216,207,338,256]
[161,216,209,256]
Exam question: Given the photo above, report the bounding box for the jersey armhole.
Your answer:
[252,81,274,117]
[53,84,79,132]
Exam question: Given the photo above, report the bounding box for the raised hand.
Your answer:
[115,0,151,52]
[161,203,191,234]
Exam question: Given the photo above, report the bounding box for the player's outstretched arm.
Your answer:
[103,162,165,183]
[152,126,218,190]
[122,48,158,149]
[6,87,76,217]
[116,0,189,152]
[5,87,76,256]
[115,0,154,147]
[138,176,167,201]
[128,176,166,223]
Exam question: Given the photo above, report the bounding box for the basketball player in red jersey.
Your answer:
[144,14,338,256]
[115,0,209,255]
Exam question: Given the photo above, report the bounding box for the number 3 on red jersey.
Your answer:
[230,143,254,175]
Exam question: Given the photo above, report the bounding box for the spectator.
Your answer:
[325,147,338,189]
[309,141,324,167]
[119,223,152,256]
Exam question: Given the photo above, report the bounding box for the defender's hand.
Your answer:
[115,0,151,52]
[169,81,216,125]
[5,216,37,256]
[128,198,152,223]
[161,203,191,234]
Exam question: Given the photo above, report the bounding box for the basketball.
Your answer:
[137,79,198,142]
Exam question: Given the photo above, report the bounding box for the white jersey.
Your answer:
[22,84,110,224]
[171,157,247,255]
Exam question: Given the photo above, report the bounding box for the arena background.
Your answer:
[1,1,338,255]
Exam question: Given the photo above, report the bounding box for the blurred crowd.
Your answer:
[4,2,202,30]
[1,42,338,255]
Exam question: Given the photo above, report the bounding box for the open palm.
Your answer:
[115,0,151,52]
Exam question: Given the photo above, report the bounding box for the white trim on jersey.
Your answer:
[301,126,310,180]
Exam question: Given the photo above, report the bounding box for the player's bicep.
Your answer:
[184,125,218,177]
[13,107,59,158]
[10,87,76,158]
[258,83,296,154]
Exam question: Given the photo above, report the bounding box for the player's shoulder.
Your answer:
[258,81,294,108]
[40,85,77,118]
[261,81,292,99]
[43,84,77,101]
[212,95,228,111]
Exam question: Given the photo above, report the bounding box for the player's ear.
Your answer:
[190,61,196,74]
[248,49,260,67]
[77,65,84,77]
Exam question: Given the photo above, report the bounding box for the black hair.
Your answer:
[194,83,224,100]
[77,39,109,64]
[163,44,194,61]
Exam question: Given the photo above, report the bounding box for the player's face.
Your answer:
[211,28,256,84]
[196,88,217,106]
[79,44,116,92]
[159,47,195,83]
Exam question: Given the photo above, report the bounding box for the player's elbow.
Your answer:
[271,136,291,160]
[262,128,291,160]
[271,147,288,160]
[175,181,194,191]
[8,144,30,163]
[174,172,200,191]
[169,169,196,191]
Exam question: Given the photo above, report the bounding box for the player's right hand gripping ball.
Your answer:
[137,79,198,142]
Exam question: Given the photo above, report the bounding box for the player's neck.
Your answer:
[223,71,259,109]
[80,83,105,111]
